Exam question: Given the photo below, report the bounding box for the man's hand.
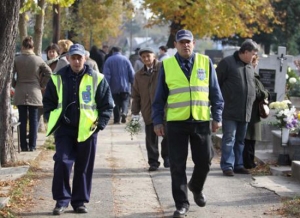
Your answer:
[131,115,140,121]
[154,124,165,136]
[212,120,222,133]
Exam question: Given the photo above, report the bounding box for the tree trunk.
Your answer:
[52,4,60,43]
[67,0,80,42]
[18,0,28,43]
[166,21,183,49]
[34,0,46,56]
[264,43,271,55]
[0,0,20,166]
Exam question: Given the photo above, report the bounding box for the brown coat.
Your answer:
[13,50,52,106]
[131,59,162,125]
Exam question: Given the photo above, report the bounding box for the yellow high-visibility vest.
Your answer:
[47,71,103,142]
[163,54,210,121]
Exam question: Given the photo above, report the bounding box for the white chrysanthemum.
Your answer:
[286,74,289,79]
[277,110,284,116]
[269,102,276,109]
[273,102,281,109]
[289,77,297,84]
[282,100,291,104]
[277,102,287,109]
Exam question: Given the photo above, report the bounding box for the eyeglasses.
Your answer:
[64,101,76,124]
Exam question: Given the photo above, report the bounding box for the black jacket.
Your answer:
[43,64,113,135]
[216,51,256,122]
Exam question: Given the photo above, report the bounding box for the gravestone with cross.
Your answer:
[255,46,293,151]
[257,46,292,103]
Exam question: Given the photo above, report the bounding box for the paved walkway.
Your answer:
[1,121,300,217]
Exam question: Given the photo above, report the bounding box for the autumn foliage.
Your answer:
[143,0,278,38]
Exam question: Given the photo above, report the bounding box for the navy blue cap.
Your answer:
[175,29,194,42]
[68,44,86,56]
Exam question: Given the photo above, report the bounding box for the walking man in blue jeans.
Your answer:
[216,39,258,176]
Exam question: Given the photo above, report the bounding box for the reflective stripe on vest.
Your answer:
[46,75,63,136]
[164,54,210,121]
[46,71,103,142]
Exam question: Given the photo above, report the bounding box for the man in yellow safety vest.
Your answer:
[43,43,113,215]
[152,29,224,218]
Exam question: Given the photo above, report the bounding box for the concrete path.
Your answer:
[2,121,300,217]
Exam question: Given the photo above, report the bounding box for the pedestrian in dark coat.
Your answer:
[216,39,258,176]
[90,45,105,73]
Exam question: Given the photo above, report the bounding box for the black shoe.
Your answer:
[53,206,67,215]
[244,163,257,169]
[121,114,126,123]
[148,165,158,171]
[113,121,120,124]
[74,205,88,213]
[188,182,206,207]
[173,207,189,218]
[234,167,250,174]
[163,158,170,168]
[223,169,234,176]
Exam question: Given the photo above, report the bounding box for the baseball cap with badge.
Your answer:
[68,43,86,56]
[175,29,194,42]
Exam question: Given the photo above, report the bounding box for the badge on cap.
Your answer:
[197,69,206,81]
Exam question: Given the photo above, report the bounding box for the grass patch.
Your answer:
[0,136,54,217]
[279,197,300,217]
[2,161,31,168]
[44,135,55,150]
[250,161,274,176]
[0,172,36,218]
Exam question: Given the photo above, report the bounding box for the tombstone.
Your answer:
[222,47,239,58]
[204,49,224,65]
[256,46,293,150]
[257,47,292,102]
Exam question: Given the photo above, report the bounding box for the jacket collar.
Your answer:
[141,59,159,74]
[21,50,35,55]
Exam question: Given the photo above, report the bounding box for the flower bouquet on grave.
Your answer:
[125,115,142,140]
[269,100,299,133]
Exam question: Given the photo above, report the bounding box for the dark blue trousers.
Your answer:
[52,125,97,209]
[18,105,39,151]
[167,121,213,209]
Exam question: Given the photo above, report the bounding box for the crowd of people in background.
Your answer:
[11,31,265,217]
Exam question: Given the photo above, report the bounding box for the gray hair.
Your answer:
[239,39,258,53]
